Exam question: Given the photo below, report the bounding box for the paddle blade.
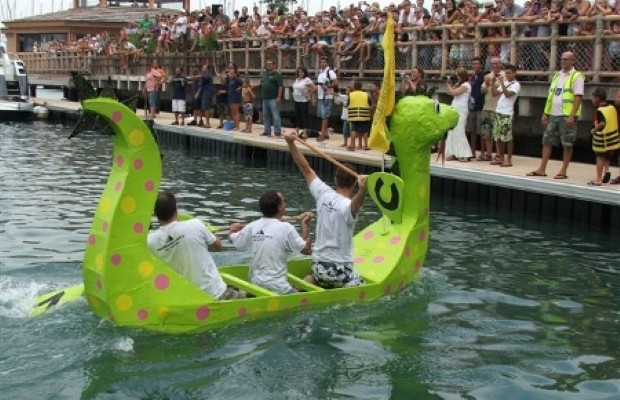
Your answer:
[31,283,85,317]
[367,172,404,224]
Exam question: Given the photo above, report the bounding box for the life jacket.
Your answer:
[592,104,620,153]
[544,69,583,117]
[347,91,371,121]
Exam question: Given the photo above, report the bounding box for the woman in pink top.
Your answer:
[144,60,163,119]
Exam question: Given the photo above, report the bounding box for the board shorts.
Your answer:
[311,261,364,288]
[542,115,577,147]
[317,99,333,119]
[480,110,495,140]
[218,286,247,300]
[492,112,514,143]
[171,99,186,113]
[243,103,254,119]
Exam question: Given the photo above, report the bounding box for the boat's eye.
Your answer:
[434,100,440,114]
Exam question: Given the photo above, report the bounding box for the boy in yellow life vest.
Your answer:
[347,80,374,151]
[588,88,620,186]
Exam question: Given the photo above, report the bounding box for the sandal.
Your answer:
[610,177,620,185]
[526,171,547,177]
[603,172,611,184]
[363,147,370,151]
[347,146,355,151]
[587,181,602,186]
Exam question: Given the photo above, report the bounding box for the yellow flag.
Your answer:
[368,14,395,154]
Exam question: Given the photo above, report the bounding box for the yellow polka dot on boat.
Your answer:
[120,196,136,214]
[158,307,169,318]
[95,254,104,271]
[138,260,154,277]
[267,299,279,311]
[377,242,386,249]
[128,129,145,147]
[116,294,133,311]
[100,197,112,213]
[89,295,100,309]
[418,185,426,198]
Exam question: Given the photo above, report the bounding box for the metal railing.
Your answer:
[16,15,620,83]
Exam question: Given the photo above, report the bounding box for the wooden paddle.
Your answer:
[294,136,359,179]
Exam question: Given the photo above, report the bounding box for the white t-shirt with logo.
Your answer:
[147,219,227,299]
[230,218,306,294]
[550,68,584,116]
[317,68,337,100]
[495,80,521,116]
[309,177,357,264]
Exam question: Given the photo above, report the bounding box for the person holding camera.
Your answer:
[401,66,428,97]
[316,56,338,141]
[445,67,473,161]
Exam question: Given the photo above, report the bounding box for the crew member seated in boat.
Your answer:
[147,191,246,300]
[228,190,313,294]
[284,134,367,288]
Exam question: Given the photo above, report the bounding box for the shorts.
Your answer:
[218,102,230,116]
[311,261,364,289]
[218,286,247,300]
[542,115,577,147]
[171,99,186,113]
[350,121,370,134]
[200,97,211,112]
[317,99,333,119]
[466,110,483,134]
[480,110,495,140]
[243,103,254,119]
[492,112,514,143]
[147,90,159,108]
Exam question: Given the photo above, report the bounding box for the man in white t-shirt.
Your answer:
[147,191,245,300]
[316,56,338,141]
[229,191,312,294]
[490,64,520,167]
[284,133,367,289]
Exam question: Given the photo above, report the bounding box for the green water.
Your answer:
[1,122,619,399]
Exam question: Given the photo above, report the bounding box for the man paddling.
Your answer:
[284,133,367,288]
[147,191,246,300]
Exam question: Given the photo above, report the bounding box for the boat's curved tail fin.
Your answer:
[367,172,404,224]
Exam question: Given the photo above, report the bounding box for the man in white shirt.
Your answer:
[316,56,338,141]
[147,191,245,300]
[490,64,520,167]
[284,133,367,289]
[229,191,312,294]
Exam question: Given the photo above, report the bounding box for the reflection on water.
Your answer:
[1,122,619,399]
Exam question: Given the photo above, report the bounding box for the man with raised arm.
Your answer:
[284,133,367,288]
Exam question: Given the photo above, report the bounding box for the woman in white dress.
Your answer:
[445,67,473,161]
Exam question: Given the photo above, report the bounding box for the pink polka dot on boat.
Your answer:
[358,291,366,300]
[419,230,427,242]
[144,180,155,192]
[404,246,411,258]
[384,285,392,295]
[354,256,365,265]
[196,306,210,320]
[415,261,422,271]
[87,234,96,245]
[300,298,309,307]
[114,181,123,192]
[96,279,103,290]
[238,307,247,317]
[363,231,375,240]
[154,274,169,290]
[133,158,144,169]
[133,222,144,234]
[398,281,405,290]
[102,222,108,233]
[111,111,123,122]
[115,155,124,167]
[137,309,148,320]
[390,235,401,245]
[373,255,384,264]
[110,254,122,265]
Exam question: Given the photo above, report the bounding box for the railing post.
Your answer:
[474,24,481,58]
[510,21,518,67]
[549,20,559,77]
[592,15,603,83]
[441,26,449,75]
[411,28,418,70]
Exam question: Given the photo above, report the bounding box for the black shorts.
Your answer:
[350,121,370,134]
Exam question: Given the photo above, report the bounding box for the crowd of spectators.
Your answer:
[30,0,620,75]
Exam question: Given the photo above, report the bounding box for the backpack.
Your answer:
[326,68,339,93]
